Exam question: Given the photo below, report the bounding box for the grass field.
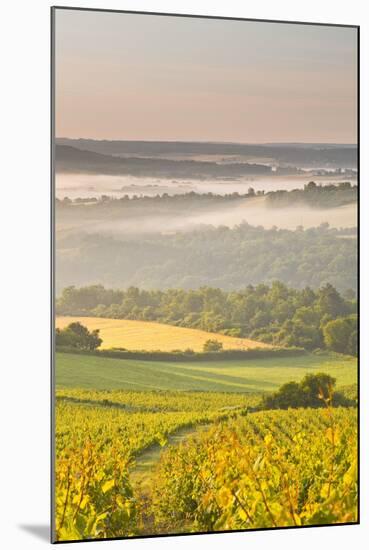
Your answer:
[55,351,357,392]
[56,316,271,352]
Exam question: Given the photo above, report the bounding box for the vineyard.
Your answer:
[152,407,357,533]
[54,389,357,541]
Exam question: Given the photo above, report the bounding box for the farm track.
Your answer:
[130,422,212,491]
[56,394,243,489]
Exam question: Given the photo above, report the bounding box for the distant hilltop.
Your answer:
[55,144,273,179]
[55,138,357,170]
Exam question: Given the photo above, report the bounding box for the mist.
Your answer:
[56,197,357,244]
[55,142,357,294]
[177,198,357,232]
[56,172,357,200]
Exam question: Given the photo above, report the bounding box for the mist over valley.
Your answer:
[55,140,357,294]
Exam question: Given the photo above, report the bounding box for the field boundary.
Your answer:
[55,345,306,362]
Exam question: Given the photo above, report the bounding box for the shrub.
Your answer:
[261,373,354,409]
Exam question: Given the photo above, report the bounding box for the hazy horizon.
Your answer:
[57,137,357,145]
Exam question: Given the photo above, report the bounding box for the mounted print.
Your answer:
[51,7,359,543]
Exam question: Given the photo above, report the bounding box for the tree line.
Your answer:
[56,282,357,355]
[266,181,357,208]
[56,182,356,208]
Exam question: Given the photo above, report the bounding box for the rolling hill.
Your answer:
[55,316,272,352]
[55,144,271,178]
[55,351,357,392]
[55,138,358,169]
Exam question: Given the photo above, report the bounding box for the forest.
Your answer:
[56,282,357,354]
[56,222,357,293]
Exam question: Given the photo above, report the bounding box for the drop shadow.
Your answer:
[19,524,50,542]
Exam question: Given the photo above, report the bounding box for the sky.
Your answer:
[54,9,358,143]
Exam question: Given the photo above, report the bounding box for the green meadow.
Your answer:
[56,351,357,393]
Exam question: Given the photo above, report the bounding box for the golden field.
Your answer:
[55,316,271,352]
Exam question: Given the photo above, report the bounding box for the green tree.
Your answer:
[305,181,317,190]
[318,283,348,318]
[262,373,337,409]
[263,382,305,409]
[300,373,336,406]
[56,322,102,351]
[203,339,223,352]
[323,315,357,356]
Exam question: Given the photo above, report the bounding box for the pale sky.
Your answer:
[54,9,358,143]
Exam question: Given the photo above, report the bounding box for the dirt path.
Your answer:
[130,423,211,491]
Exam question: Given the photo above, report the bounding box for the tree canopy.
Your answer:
[203,339,223,352]
[323,316,357,356]
[262,373,353,409]
[56,322,102,351]
[56,282,357,355]
[56,223,357,294]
